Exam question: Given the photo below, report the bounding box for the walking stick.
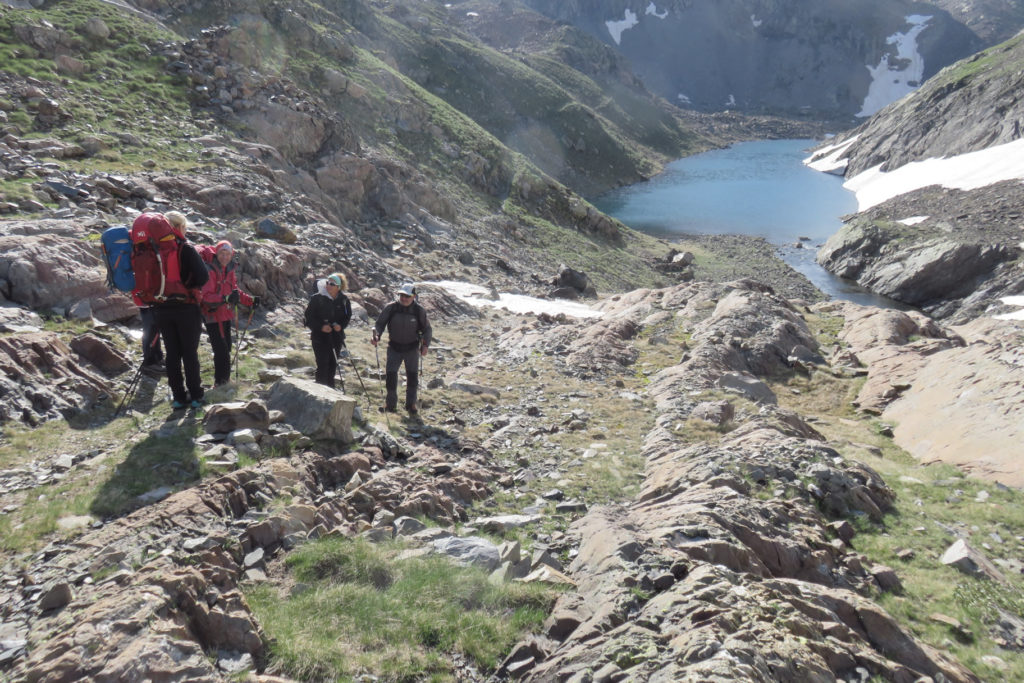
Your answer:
[345,348,372,412]
[373,342,391,430]
[334,345,347,393]
[232,304,256,381]
[115,362,145,416]
[115,331,160,415]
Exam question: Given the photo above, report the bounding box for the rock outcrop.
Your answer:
[500,279,977,682]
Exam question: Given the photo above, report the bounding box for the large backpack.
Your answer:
[99,225,135,292]
[130,213,194,305]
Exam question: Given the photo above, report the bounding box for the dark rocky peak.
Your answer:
[523,0,985,118]
[813,31,1024,178]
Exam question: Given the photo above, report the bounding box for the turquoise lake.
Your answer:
[594,139,900,307]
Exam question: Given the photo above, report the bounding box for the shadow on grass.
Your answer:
[88,411,204,519]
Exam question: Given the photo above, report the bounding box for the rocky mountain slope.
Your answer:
[4,278,1023,681]
[521,0,985,119]
[3,0,1024,682]
[808,31,1024,322]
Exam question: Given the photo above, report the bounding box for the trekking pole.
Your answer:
[232,304,256,381]
[373,343,391,430]
[115,331,160,416]
[115,362,145,416]
[345,348,372,412]
[334,345,347,393]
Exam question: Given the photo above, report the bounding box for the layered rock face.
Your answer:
[499,280,978,681]
[809,33,1024,321]
[523,0,982,117]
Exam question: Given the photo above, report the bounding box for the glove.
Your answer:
[226,289,241,305]
[251,296,261,308]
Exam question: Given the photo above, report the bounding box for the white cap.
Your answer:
[398,283,416,296]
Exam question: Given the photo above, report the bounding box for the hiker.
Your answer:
[199,240,258,386]
[166,210,189,236]
[134,212,209,410]
[371,283,431,414]
[303,272,352,388]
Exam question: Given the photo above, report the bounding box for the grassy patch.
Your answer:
[770,343,1024,680]
[246,537,558,681]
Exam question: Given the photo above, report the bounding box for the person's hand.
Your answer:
[332,323,341,331]
[251,296,261,308]
[420,345,429,357]
[321,324,331,333]
[226,289,240,305]
[370,334,378,347]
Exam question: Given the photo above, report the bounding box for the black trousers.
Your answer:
[140,307,163,365]
[385,346,420,410]
[153,303,204,403]
[205,320,233,385]
[311,333,337,388]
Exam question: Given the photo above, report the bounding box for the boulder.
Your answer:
[203,401,271,434]
[715,371,777,405]
[0,233,136,322]
[70,334,130,375]
[266,377,355,443]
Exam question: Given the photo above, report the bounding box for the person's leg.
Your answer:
[403,348,420,411]
[384,347,402,411]
[154,308,187,404]
[140,307,162,365]
[206,321,231,385]
[312,335,335,387]
[181,306,205,402]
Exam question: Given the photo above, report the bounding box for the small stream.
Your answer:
[593,139,904,308]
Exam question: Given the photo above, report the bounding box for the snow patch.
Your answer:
[803,135,859,175]
[995,296,1024,321]
[428,281,603,319]
[844,137,1024,211]
[725,94,736,107]
[897,216,928,226]
[677,93,691,105]
[858,15,932,117]
[751,14,762,28]
[606,9,639,45]
[646,3,668,19]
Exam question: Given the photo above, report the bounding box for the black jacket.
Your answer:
[179,243,210,291]
[304,283,352,342]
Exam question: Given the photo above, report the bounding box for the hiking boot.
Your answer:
[141,362,165,378]
[405,404,418,415]
[190,398,206,409]
[379,405,398,413]
[171,399,188,411]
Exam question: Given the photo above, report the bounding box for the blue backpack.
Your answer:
[100,225,135,292]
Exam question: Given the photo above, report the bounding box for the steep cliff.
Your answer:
[522,0,984,118]
[810,32,1024,321]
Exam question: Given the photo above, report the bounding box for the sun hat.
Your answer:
[397,283,416,296]
[327,273,345,288]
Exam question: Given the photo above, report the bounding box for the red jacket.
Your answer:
[199,260,252,324]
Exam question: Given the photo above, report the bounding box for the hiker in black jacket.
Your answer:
[304,272,352,388]
[371,283,432,414]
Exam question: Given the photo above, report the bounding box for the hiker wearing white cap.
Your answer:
[303,272,352,388]
[371,283,432,414]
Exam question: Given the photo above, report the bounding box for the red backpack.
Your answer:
[130,213,195,305]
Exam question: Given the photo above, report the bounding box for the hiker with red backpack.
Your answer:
[303,272,352,388]
[199,240,258,386]
[131,212,209,410]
